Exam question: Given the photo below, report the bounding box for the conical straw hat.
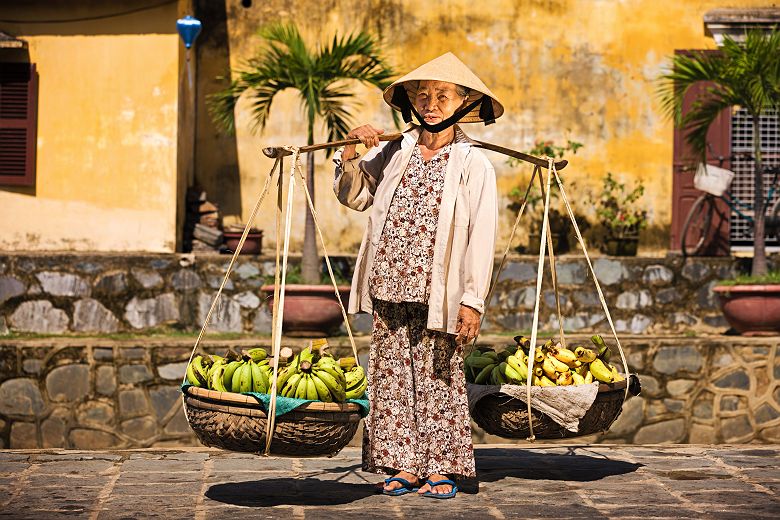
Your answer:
[383,52,504,124]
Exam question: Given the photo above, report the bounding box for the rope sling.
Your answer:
[181,132,634,453]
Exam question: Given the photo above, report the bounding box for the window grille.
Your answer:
[729,107,780,249]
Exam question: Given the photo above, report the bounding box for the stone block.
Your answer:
[703,314,728,328]
[616,291,639,310]
[94,272,127,295]
[498,313,532,331]
[713,370,750,390]
[41,408,70,448]
[234,291,261,309]
[655,288,680,305]
[69,429,119,449]
[234,263,261,279]
[608,396,644,436]
[761,424,780,442]
[10,422,37,448]
[119,364,153,384]
[0,317,7,336]
[642,265,674,285]
[672,312,698,326]
[720,415,753,442]
[543,290,569,310]
[150,386,181,421]
[172,269,202,291]
[639,375,661,397]
[593,258,623,285]
[121,417,157,441]
[688,423,716,443]
[22,359,42,374]
[556,262,586,284]
[150,258,171,269]
[75,261,100,273]
[207,275,234,290]
[93,347,114,361]
[119,347,146,360]
[35,271,90,297]
[633,418,686,443]
[0,378,46,416]
[497,262,536,282]
[46,364,89,402]
[653,346,703,374]
[713,352,734,368]
[693,392,714,419]
[627,352,644,370]
[628,314,653,334]
[119,389,150,418]
[667,379,696,396]
[0,276,25,305]
[573,289,599,307]
[9,300,69,333]
[158,362,188,381]
[76,402,115,426]
[197,292,242,333]
[504,287,536,310]
[164,408,191,435]
[720,395,747,411]
[663,399,684,413]
[96,366,116,396]
[682,261,710,282]
[125,293,179,329]
[72,298,120,333]
[697,281,719,309]
[131,268,163,289]
[755,403,779,424]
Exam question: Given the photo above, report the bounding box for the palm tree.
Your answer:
[657,29,780,277]
[209,22,394,283]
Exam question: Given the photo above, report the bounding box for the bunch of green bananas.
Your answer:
[341,357,368,400]
[186,354,213,387]
[185,348,274,394]
[466,334,626,387]
[277,347,351,402]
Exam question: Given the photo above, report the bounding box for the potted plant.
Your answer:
[595,173,647,256]
[208,22,393,335]
[658,30,780,334]
[507,139,583,254]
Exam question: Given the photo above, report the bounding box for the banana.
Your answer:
[490,364,507,385]
[547,354,570,373]
[319,363,347,387]
[345,366,365,390]
[538,375,557,387]
[533,366,544,378]
[275,365,296,391]
[238,363,254,393]
[314,369,346,402]
[556,370,573,386]
[295,374,310,399]
[466,355,496,369]
[503,362,525,384]
[611,365,625,382]
[345,378,367,399]
[305,375,318,400]
[338,356,357,370]
[497,362,510,384]
[482,350,499,361]
[574,363,589,377]
[571,371,586,385]
[244,347,268,362]
[549,345,578,365]
[574,346,597,363]
[209,363,228,392]
[506,355,529,381]
[250,360,268,393]
[186,356,208,387]
[222,360,243,390]
[589,358,614,383]
[584,370,594,384]
[591,335,612,362]
[542,355,558,379]
[311,373,334,402]
[532,349,545,363]
[474,363,495,384]
[282,373,302,397]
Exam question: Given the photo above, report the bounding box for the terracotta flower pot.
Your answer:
[260,284,351,337]
[223,230,263,255]
[713,284,780,336]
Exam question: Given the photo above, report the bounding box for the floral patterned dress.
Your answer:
[362,144,476,479]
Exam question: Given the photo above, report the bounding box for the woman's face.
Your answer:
[414,81,467,126]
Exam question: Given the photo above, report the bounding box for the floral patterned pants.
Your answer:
[361,300,476,478]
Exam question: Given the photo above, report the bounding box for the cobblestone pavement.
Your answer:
[0,445,777,519]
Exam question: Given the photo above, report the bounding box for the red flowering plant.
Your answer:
[595,173,647,239]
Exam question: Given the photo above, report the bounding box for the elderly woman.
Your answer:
[333,53,502,499]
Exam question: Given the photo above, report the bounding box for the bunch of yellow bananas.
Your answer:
[465,334,625,387]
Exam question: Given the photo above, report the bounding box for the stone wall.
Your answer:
[0,253,760,336]
[0,336,777,449]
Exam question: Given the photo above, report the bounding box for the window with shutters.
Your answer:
[0,62,38,186]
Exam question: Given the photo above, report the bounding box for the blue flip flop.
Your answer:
[421,479,458,499]
[382,477,419,496]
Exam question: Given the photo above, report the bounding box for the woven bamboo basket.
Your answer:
[183,386,362,457]
[471,379,636,439]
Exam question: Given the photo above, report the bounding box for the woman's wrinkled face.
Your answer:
[414,80,467,125]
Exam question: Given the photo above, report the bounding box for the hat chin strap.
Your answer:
[390,87,495,133]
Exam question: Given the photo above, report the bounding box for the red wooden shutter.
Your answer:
[669,50,731,255]
[0,62,37,186]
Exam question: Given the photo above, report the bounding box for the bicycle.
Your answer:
[681,163,780,256]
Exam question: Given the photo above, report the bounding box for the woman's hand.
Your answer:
[342,125,384,161]
[455,304,481,345]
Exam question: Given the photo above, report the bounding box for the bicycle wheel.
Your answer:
[681,194,713,257]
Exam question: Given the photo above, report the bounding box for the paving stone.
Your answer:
[72,298,120,333]
[713,370,750,390]
[633,418,686,443]
[157,362,188,380]
[131,268,164,289]
[124,293,179,329]
[94,272,127,295]
[68,429,119,449]
[653,346,703,374]
[0,275,26,305]
[10,422,38,448]
[197,292,242,333]
[682,261,710,282]
[643,264,674,285]
[76,402,115,427]
[721,415,753,442]
[46,364,89,402]
[497,262,536,282]
[35,271,90,297]
[0,377,46,416]
[118,389,151,418]
[95,365,116,396]
[667,379,696,396]
[171,269,202,291]
[9,300,69,333]
[118,364,153,384]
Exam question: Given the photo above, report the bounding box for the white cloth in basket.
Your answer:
[467,382,600,433]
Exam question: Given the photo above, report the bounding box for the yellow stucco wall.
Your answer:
[212,0,771,254]
[0,6,179,252]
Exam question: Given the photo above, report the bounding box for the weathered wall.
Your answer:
[0,336,777,448]
[207,0,770,254]
[0,1,179,252]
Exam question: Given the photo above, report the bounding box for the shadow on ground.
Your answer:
[205,447,642,506]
